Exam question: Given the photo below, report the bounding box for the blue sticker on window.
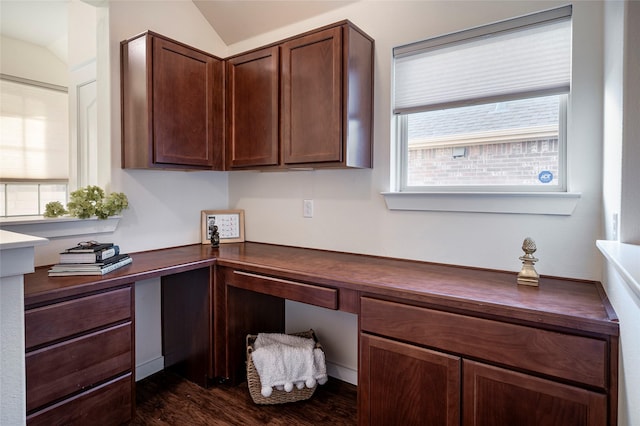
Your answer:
[538,171,553,183]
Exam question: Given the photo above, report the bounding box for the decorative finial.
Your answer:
[517,237,539,286]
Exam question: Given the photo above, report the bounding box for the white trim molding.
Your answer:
[381,191,581,215]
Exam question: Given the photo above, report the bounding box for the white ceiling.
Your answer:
[0,0,68,63]
[0,0,358,64]
[192,1,358,45]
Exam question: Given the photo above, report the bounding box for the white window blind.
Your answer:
[0,77,69,180]
[394,5,572,114]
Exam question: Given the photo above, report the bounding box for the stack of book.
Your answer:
[48,242,133,276]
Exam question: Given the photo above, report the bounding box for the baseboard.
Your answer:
[136,357,356,385]
[136,356,165,381]
[326,361,357,386]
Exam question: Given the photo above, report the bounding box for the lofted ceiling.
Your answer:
[0,0,68,63]
[0,0,358,64]
[192,0,358,45]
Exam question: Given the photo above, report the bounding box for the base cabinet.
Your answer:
[359,334,607,426]
[24,286,135,425]
[359,334,460,426]
[359,296,614,426]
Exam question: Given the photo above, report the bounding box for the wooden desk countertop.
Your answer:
[25,242,618,336]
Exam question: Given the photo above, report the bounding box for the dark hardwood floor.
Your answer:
[129,371,358,425]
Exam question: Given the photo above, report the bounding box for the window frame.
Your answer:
[381,6,582,216]
[392,6,572,195]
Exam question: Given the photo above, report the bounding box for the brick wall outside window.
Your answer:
[408,138,559,186]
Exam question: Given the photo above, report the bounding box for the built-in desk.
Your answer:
[24,244,217,424]
[24,242,619,425]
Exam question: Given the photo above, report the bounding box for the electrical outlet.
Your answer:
[303,199,314,218]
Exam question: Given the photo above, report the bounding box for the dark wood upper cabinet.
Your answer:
[281,26,343,165]
[226,21,374,170]
[226,46,280,168]
[121,32,224,170]
[122,22,372,171]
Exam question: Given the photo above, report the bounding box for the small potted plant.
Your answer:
[44,185,129,219]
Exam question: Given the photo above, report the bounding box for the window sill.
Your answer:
[381,191,581,215]
[0,216,122,239]
[597,240,640,300]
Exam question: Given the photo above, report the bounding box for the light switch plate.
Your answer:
[303,199,314,218]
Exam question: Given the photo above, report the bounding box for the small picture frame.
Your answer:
[201,209,245,244]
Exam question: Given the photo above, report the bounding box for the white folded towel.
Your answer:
[251,332,328,398]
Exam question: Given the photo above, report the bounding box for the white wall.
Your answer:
[226,0,606,383]
[619,0,640,244]
[68,0,97,70]
[601,1,640,425]
[602,265,640,426]
[603,0,623,242]
[0,36,68,85]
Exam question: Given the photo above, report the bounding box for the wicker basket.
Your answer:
[246,329,322,405]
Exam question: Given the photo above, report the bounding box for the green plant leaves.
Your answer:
[43,201,68,218]
[45,185,129,219]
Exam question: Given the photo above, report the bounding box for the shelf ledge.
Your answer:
[0,216,122,239]
[597,240,640,300]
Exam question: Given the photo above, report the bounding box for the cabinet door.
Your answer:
[282,26,342,165]
[359,333,460,426]
[152,37,222,168]
[463,360,607,426]
[227,47,280,168]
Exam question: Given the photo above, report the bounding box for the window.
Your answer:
[393,6,572,192]
[0,75,69,216]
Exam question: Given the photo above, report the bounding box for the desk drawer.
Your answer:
[27,373,133,426]
[229,270,338,309]
[360,297,607,389]
[26,322,132,413]
[26,286,132,349]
